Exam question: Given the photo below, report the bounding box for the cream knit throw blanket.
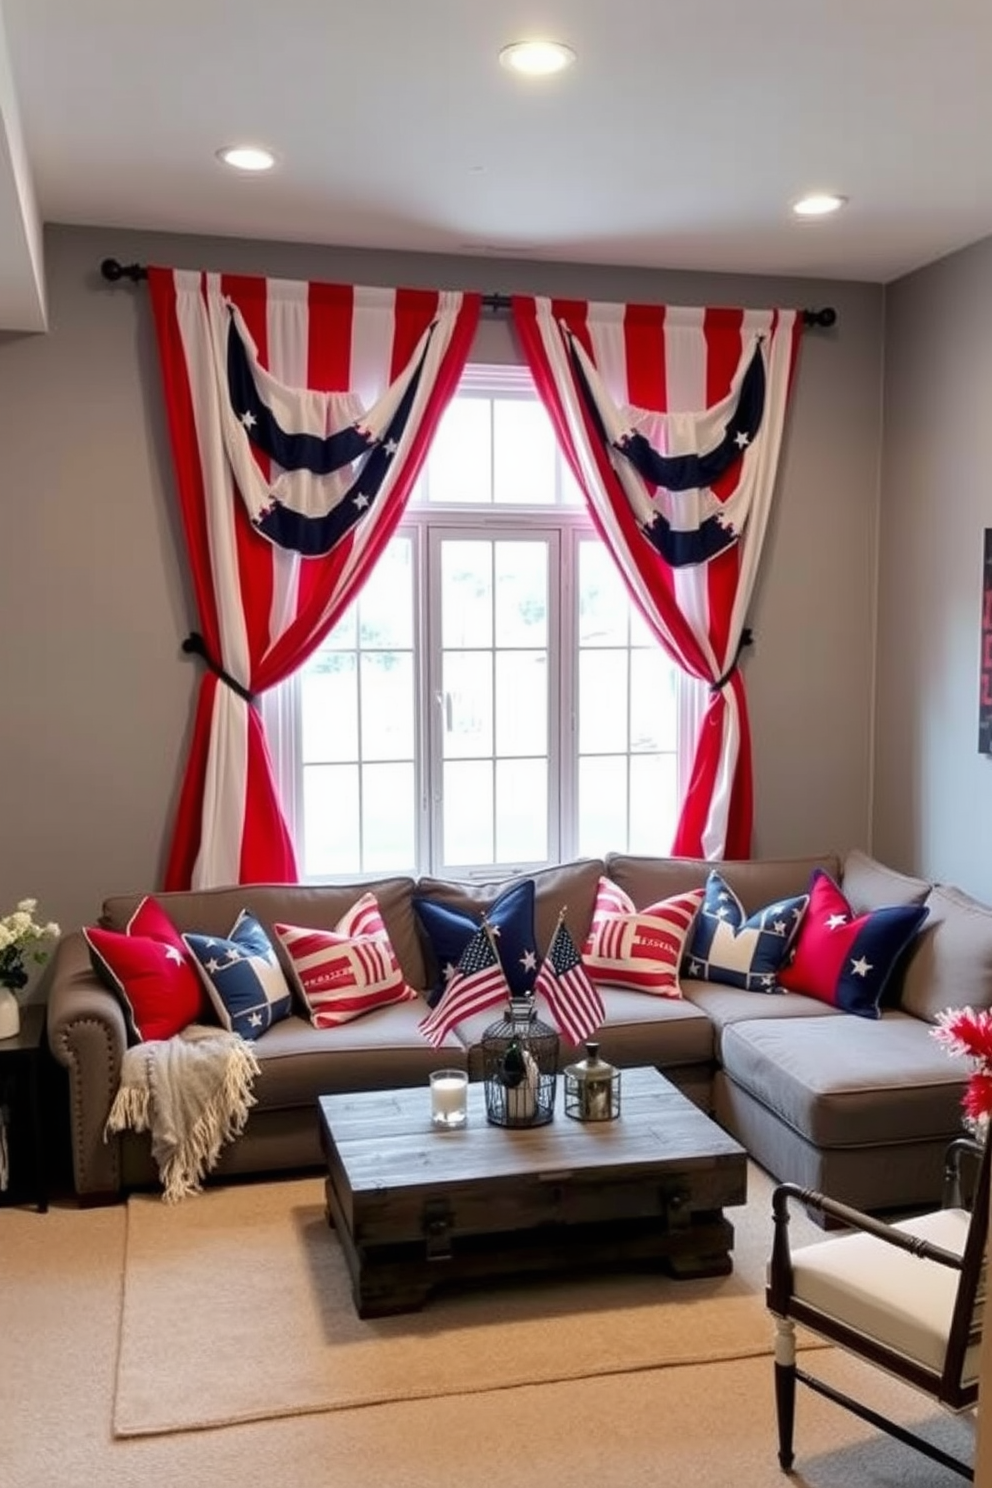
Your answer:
[105,1025,261,1203]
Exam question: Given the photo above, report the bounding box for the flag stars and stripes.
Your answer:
[734,431,750,448]
[239,410,257,429]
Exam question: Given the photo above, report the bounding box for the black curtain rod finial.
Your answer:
[98,257,837,328]
[101,257,147,283]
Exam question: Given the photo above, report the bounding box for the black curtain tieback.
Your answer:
[711,627,754,693]
[182,632,256,705]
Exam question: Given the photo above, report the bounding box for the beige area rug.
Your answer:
[114,1160,827,1439]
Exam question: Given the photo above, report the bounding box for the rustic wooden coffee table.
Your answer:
[318,1066,747,1317]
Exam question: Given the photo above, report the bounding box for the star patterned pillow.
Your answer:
[413,879,538,1009]
[183,910,293,1040]
[682,870,809,992]
[777,869,929,1019]
[84,895,209,1044]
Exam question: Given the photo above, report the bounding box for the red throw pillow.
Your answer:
[274,891,417,1029]
[582,876,705,998]
[85,896,208,1043]
[777,869,928,1019]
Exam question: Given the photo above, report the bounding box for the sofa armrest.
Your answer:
[46,930,128,1201]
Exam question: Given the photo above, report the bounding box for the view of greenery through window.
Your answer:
[267,366,681,880]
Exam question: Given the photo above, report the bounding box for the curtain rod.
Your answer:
[98,258,838,328]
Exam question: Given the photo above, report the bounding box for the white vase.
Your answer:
[0,986,20,1040]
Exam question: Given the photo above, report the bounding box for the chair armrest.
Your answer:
[943,1136,985,1210]
[46,930,128,1200]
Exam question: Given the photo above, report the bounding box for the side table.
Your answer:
[0,1002,48,1212]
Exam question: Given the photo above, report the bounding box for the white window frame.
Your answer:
[263,364,702,881]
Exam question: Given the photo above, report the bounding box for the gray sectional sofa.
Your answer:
[46,849,991,1213]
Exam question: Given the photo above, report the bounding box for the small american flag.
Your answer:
[536,915,604,1046]
[419,921,509,1049]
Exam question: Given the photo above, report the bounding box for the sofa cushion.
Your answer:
[245,1000,467,1111]
[274,892,417,1029]
[720,1013,967,1148]
[415,859,605,971]
[778,870,928,1019]
[683,869,808,991]
[84,896,208,1043]
[458,983,714,1077]
[413,878,537,1007]
[605,852,840,916]
[583,878,703,998]
[900,883,992,1022]
[840,849,931,915]
[184,911,294,1040]
[682,979,839,1045]
[102,878,427,994]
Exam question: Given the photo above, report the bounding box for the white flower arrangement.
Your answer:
[0,898,60,995]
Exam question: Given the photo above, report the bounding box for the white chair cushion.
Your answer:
[789,1208,980,1384]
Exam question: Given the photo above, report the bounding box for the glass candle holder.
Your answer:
[430,1068,468,1129]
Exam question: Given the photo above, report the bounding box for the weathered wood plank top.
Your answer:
[318,1067,745,1195]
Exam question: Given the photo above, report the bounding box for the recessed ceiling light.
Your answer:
[792,192,847,219]
[499,39,576,76]
[216,145,276,173]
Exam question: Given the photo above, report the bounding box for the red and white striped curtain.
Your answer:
[149,268,480,889]
[513,297,801,860]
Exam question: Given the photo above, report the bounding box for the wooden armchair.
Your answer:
[766,1134,989,1481]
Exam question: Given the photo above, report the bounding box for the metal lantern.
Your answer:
[481,997,559,1128]
[564,1041,621,1122]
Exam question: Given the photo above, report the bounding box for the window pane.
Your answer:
[560,456,584,506]
[578,542,629,646]
[577,757,627,858]
[496,652,547,756]
[301,655,357,762]
[496,759,548,862]
[360,652,414,762]
[493,399,556,505]
[629,754,678,855]
[630,649,678,753]
[302,764,360,875]
[443,760,493,863]
[442,541,492,648]
[442,651,493,758]
[427,399,492,504]
[495,540,547,647]
[362,762,416,870]
[322,608,356,649]
[579,650,629,753]
[357,539,412,648]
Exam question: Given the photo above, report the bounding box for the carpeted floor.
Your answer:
[0,1166,979,1488]
[114,1162,828,1436]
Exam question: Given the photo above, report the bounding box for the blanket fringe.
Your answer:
[105,1030,261,1203]
[158,1044,260,1204]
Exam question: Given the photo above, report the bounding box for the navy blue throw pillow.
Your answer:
[414,879,538,1008]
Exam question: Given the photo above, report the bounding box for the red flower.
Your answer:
[963,1071,992,1124]
[932,1006,992,1063]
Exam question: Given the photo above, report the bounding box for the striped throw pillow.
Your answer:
[274,892,416,1029]
[582,877,704,998]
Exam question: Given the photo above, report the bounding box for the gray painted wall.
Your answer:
[876,235,992,901]
[0,224,884,947]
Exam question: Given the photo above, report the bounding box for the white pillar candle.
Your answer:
[430,1070,468,1127]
